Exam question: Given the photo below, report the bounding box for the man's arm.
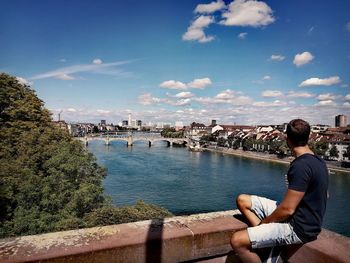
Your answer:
[260,189,305,224]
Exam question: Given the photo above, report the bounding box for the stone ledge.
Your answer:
[0,210,349,263]
[0,210,245,263]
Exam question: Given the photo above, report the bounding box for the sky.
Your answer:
[1,0,350,126]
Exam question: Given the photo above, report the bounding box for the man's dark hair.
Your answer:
[286,119,310,147]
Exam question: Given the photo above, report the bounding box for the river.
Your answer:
[87,140,350,237]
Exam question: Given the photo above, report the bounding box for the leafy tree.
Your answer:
[217,137,227,147]
[309,141,328,157]
[93,125,99,133]
[343,145,350,158]
[242,138,255,151]
[329,145,339,160]
[0,73,172,238]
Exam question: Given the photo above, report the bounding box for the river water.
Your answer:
[87,140,350,237]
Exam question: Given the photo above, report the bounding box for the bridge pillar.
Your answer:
[85,137,88,146]
[105,135,110,146]
[127,136,133,147]
[167,141,173,147]
[149,141,152,147]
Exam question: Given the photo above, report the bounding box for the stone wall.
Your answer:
[0,210,349,263]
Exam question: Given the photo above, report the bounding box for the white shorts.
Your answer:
[247,195,302,249]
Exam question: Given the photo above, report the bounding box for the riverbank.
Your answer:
[203,147,350,174]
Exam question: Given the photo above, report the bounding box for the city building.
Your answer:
[311,124,330,133]
[188,122,207,136]
[175,121,184,131]
[335,114,347,127]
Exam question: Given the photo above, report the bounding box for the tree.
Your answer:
[217,137,227,147]
[242,137,255,151]
[310,141,328,157]
[329,145,339,160]
[0,73,172,238]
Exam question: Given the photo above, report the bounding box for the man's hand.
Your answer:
[261,189,305,224]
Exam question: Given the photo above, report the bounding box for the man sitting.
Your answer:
[230,119,329,263]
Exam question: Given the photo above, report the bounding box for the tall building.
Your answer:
[128,113,132,127]
[335,115,347,127]
[122,120,128,127]
[101,120,106,125]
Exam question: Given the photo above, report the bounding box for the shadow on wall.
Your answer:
[146,218,164,263]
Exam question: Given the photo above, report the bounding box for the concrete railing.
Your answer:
[0,210,349,263]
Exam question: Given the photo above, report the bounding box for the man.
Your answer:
[230,119,329,263]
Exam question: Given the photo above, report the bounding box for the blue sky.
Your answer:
[1,0,350,125]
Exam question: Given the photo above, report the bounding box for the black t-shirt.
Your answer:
[287,153,329,243]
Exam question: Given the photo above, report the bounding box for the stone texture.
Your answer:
[0,210,349,263]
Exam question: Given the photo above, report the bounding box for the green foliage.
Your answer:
[217,137,227,147]
[242,138,254,151]
[310,141,328,157]
[84,200,172,227]
[199,133,216,145]
[329,145,339,159]
[0,73,172,238]
[161,127,184,138]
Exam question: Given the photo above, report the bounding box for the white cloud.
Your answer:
[67,108,77,112]
[195,0,226,14]
[308,26,315,34]
[215,89,236,100]
[341,84,349,88]
[160,78,212,90]
[55,73,75,80]
[194,89,253,105]
[167,98,192,106]
[138,93,161,105]
[344,94,350,101]
[263,75,271,80]
[31,60,132,80]
[175,92,194,99]
[59,58,66,63]
[160,80,187,90]
[299,76,341,87]
[182,15,215,43]
[270,54,285,61]
[92,58,103,65]
[344,102,350,107]
[253,100,287,107]
[315,100,337,106]
[346,21,350,31]
[287,91,314,98]
[293,51,314,67]
[238,32,248,39]
[316,93,340,101]
[16,76,29,85]
[220,0,275,27]
[96,109,112,114]
[261,90,283,98]
[187,77,212,89]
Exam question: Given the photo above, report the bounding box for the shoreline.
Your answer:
[203,147,350,174]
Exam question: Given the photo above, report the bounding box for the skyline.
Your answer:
[1,0,350,125]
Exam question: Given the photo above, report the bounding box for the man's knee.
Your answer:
[236,194,252,210]
[230,230,251,252]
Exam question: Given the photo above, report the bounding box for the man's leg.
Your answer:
[236,194,261,226]
[230,229,261,263]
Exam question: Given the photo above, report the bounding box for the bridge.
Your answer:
[75,133,189,147]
